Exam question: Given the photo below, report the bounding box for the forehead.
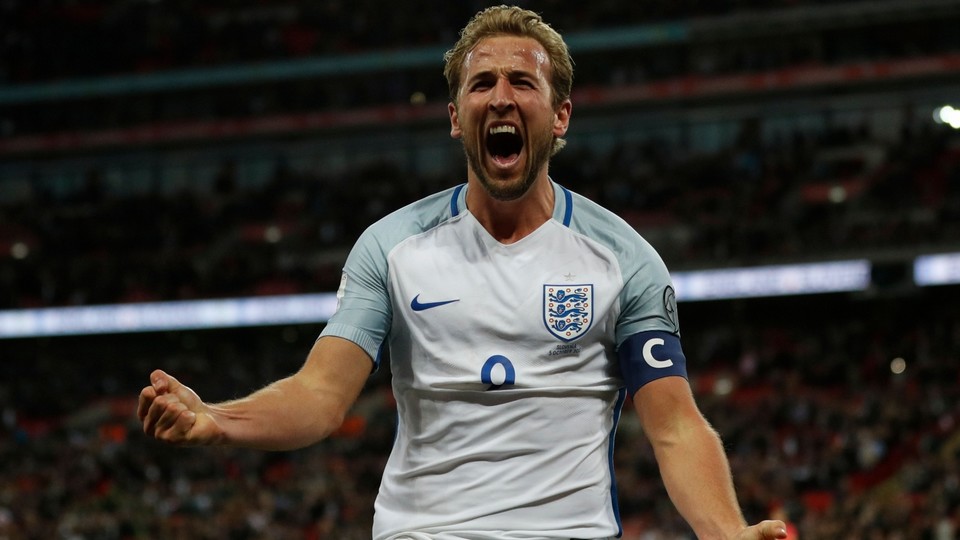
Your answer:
[462,35,551,78]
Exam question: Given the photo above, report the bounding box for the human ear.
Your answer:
[553,100,572,137]
[449,102,462,139]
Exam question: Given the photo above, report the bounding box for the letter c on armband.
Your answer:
[619,331,687,395]
[642,338,674,369]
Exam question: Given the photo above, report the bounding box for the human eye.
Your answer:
[512,76,536,89]
[468,76,494,91]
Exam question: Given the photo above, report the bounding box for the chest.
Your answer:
[385,219,625,390]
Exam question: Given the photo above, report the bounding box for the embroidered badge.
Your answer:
[543,284,593,342]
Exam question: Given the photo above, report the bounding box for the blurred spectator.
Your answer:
[2,117,958,310]
[1,285,958,538]
[3,0,959,137]
[2,2,960,538]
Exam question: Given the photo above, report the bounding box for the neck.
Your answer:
[465,174,555,244]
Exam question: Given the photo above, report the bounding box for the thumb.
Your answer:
[150,369,170,392]
[150,369,183,394]
[758,520,788,539]
[150,369,203,408]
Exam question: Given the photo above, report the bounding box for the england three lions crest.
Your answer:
[543,284,593,342]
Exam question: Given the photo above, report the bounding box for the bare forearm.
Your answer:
[208,374,348,451]
[653,420,746,539]
[139,338,371,450]
[634,378,749,540]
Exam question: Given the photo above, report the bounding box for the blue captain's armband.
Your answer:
[618,330,688,396]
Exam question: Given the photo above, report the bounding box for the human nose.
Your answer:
[488,77,515,112]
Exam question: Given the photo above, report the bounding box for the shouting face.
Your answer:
[449,35,571,201]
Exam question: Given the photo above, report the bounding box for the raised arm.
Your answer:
[633,376,787,540]
[137,335,373,451]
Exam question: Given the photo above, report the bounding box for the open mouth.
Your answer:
[486,125,524,165]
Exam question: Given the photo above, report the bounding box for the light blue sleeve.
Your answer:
[613,238,681,344]
[319,224,393,366]
[563,189,680,345]
[318,186,460,367]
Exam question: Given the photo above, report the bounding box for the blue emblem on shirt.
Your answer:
[543,284,593,342]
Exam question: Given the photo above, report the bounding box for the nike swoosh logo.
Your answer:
[410,294,460,312]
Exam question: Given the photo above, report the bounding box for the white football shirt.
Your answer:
[321,181,685,540]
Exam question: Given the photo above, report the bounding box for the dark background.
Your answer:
[2,1,960,538]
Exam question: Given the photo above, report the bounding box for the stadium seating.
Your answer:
[2,1,959,537]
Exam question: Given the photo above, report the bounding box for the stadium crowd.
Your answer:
[1,108,959,538]
[2,0,958,137]
[3,1,960,538]
[2,117,958,310]
[0,0,898,84]
[1,287,958,539]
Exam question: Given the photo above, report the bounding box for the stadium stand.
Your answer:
[2,117,959,310]
[2,0,960,538]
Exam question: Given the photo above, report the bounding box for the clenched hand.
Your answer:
[137,369,224,445]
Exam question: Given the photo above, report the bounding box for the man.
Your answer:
[139,6,787,540]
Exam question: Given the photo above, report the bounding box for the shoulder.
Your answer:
[560,185,677,335]
[351,185,463,258]
[561,186,666,273]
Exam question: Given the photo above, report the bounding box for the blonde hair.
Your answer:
[443,5,574,114]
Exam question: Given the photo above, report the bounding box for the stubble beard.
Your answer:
[463,132,555,202]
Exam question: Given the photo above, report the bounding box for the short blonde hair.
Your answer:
[443,5,574,112]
